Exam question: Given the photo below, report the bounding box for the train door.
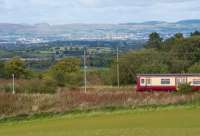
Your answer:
[175,76,187,86]
[145,78,152,86]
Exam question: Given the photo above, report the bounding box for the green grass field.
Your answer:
[0,107,200,136]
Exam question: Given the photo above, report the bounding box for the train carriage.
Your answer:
[136,74,200,92]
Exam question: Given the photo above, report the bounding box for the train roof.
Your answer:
[137,73,200,77]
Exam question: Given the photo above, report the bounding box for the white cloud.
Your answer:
[0,0,200,24]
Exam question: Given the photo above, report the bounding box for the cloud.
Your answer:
[0,0,199,24]
[0,0,5,10]
[1,0,197,9]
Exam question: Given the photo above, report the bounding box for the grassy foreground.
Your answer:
[0,107,200,136]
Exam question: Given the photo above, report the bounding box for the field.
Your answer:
[0,107,200,136]
[1,80,200,136]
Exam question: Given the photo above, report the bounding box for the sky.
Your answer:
[0,0,200,24]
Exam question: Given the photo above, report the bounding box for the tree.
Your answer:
[188,63,200,73]
[110,49,169,85]
[4,58,28,78]
[51,58,80,73]
[109,32,200,85]
[49,58,81,86]
[53,70,66,87]
[161,33,200,73]
[160,33,184,52]
[174,33,184,39]
[145,32,163,49]
[191,31,200,37]
[0,61,5,77]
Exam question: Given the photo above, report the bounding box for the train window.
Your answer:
[141,79,145,84]
[193,80,200,85]
[176,78,187,85]
[161,79,170,84]
[146,79,151,84]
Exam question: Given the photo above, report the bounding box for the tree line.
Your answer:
[112,31,200,85]
[1,31,200,92]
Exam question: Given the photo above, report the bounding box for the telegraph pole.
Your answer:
[117,48,120,88]
[12,74,15,94]
[84,49,87,93]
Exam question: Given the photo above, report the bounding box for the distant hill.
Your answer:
[176,19,200,25]
[120,21,167,25]
[0,19,200,43]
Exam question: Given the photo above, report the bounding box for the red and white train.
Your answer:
[136,74,200,92]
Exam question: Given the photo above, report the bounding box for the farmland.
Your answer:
[0,107,200,136]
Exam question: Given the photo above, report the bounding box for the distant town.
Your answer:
[0,20,200,45]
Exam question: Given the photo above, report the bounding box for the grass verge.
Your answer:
[0,101,200,125]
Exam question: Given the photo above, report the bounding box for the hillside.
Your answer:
[0,19,200,43]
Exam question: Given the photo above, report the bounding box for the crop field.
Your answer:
[0,107,200,136]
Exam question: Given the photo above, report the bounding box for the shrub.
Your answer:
[46,58,82,87]
[53,71,66,87]
[177,83,193,94]
[65,72,83,87]
[4,57,28,79]
[0,83,21,93]
[87,69,112,86]
[0,79,57,94]
[188,63,200,73]
[19,79,57,94]
[0,84,12,93]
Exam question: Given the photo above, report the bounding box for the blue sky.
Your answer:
[0,0,200,24]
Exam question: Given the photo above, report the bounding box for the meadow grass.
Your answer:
[0,106,200,136]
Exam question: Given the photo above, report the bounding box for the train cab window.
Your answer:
[161,79,170,84]
[141,79,145,84]
[193,80,200,85]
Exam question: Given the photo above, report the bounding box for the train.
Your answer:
[136,74,200,92]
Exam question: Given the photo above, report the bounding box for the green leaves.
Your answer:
[51,58,80,73]
[48,58,82,87]
[4,57,30,79]
[145,32,163,49]
[110,49,169,85]
[188,63,200,73]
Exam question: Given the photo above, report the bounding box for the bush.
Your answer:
[87,69,112,85]
[0,79,57,94]
[65,72,83,87]
[53,71,66,87]
[4,57,28,79]
[177,83,193,94]
[20,79,57,94]
[188,63,200,73]
[0,83,22,93]
[46,58,82,87]
[0,84,13,93]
